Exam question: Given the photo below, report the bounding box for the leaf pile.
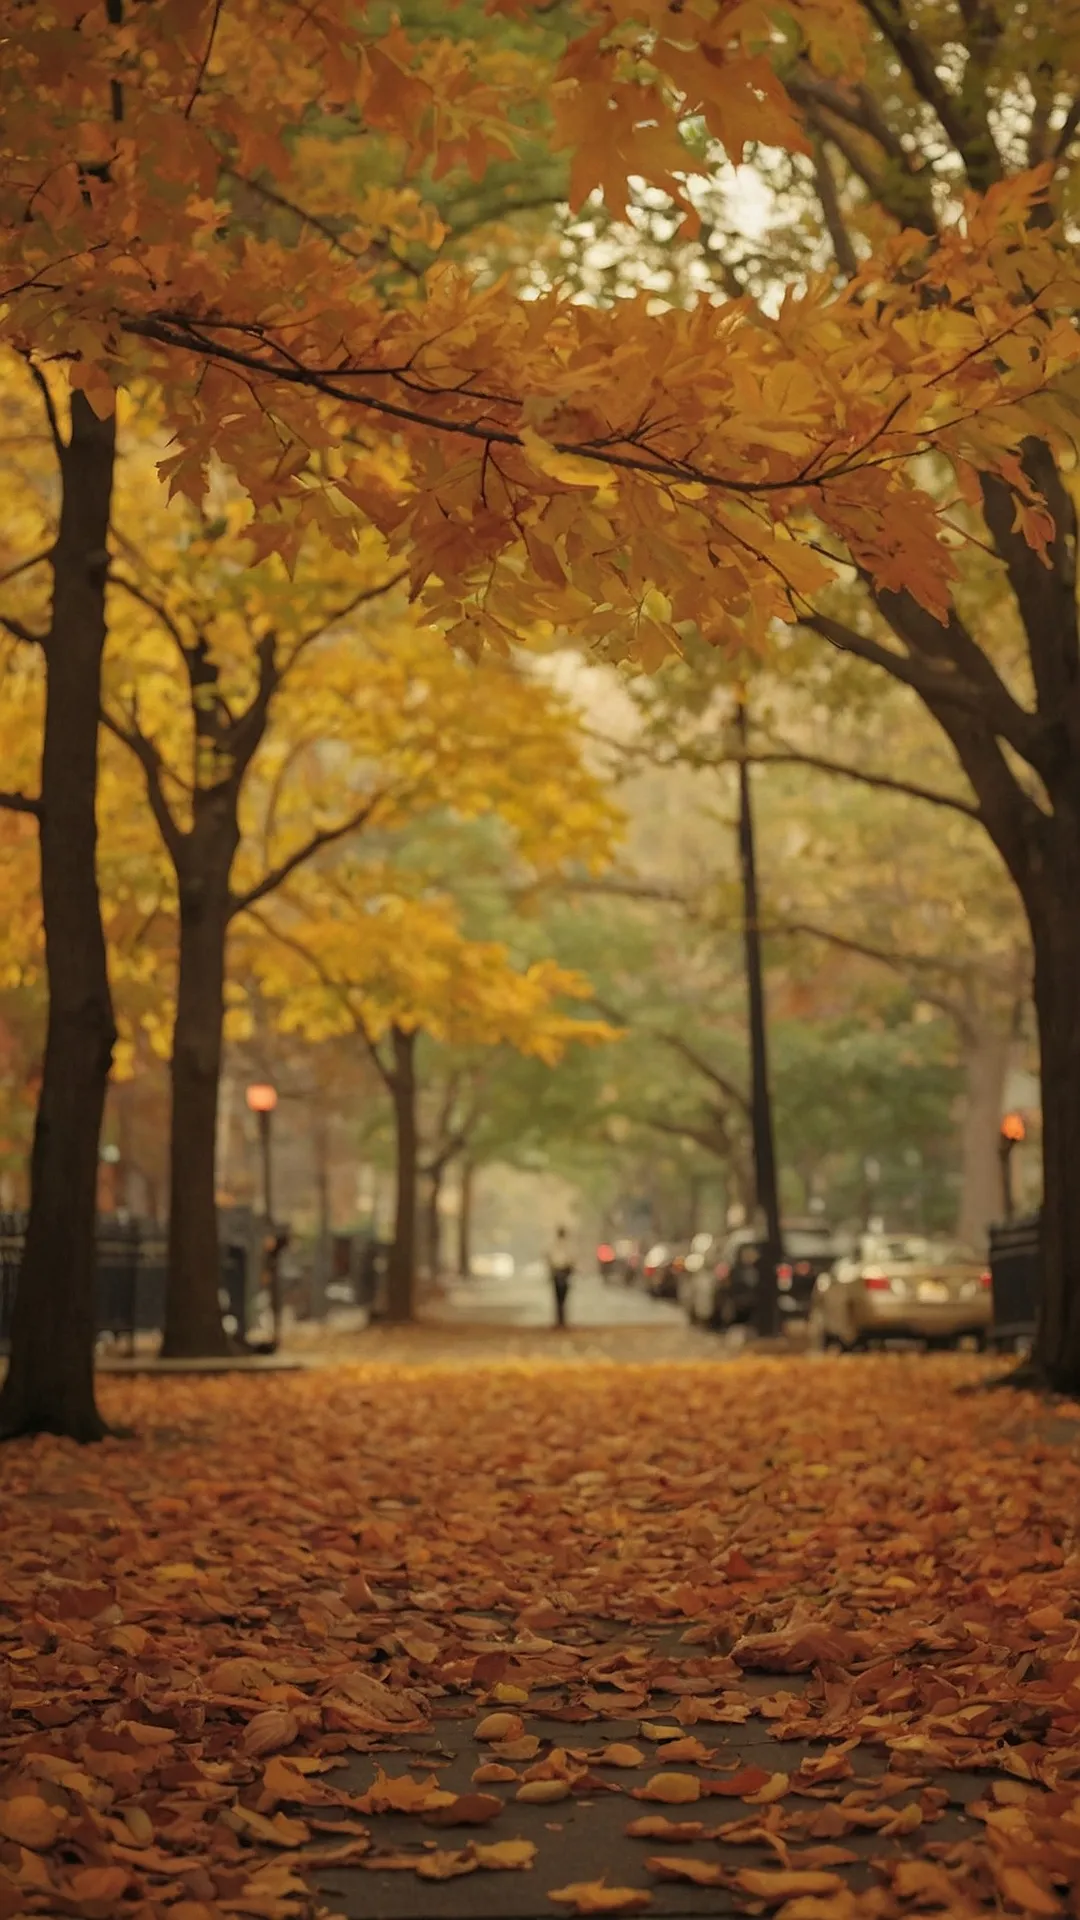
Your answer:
[1,1354,1078,1917]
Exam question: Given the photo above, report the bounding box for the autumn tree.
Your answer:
[3,0,1080,1432]
[252,881,614,1320]
[688,5,1080,1383]
[627,654,1032,1246]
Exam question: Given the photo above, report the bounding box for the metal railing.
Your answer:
[988,1213,1040,1348]
[0,1212,249,1352]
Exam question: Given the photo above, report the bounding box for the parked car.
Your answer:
[597,1241,619,1283]
[676,1233,720,1313]
[687,1220,837,1328]
[808,1233,992,1351]
[641,1242,673,1294]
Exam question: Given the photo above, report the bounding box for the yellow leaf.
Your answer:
[630,1772,701,1804]
[550,1881,653,1915]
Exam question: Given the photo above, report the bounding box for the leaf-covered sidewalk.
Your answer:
[2,1355,1079,1920]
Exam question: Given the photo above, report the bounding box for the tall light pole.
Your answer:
[246,1082,281,1345]
[999,1111,1026,1223]
[736,699,784,1339]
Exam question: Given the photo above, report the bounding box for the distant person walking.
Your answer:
[547,1226,576,1329]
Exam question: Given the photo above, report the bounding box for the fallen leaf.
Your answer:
[600,1743,645,1767]
[625,1816,707,1840]
[421,1792,504,1827]
[745,1771,790,1803]
[737,1869,846,1901]
[67,1866,130,1902]
[702,1764,772,1797]
[517,1778,572,1803]
[242,1709,300,1756]
[476,1711,524,1741]
[356,1768,457,1814]
[415,1848,478,1880]
[550,1879,653,1914]
[0,1797,63,1849]
[994,1864,1061,1914]
[474,1839,538,1869]
[630,1772,701,1804]
[645,1855,728,1886]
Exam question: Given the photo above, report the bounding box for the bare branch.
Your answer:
[220,166,388,267]
[861,0,1003,189]
[642,1113,730,1159]
[100,706,185,860]
[738,748,981,819]
[25,361,66,457]
[278,570,409,674]
[185,0,225,116]
[809,134,859,278]
[0,790,42,818]
[774,917,972,1028]
[799,610,1011,722]
[0,612,47,647]
[655,1031,751,1116]
[243,906,396,1093]
[0,548,52,590]
[108,571,194,658]
[870,586,1048,766]
[226,629,280,785]
[229,792,386,916]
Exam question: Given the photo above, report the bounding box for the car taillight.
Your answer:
[862,1269,892,1292]
[980,1269,992,1289]
[777,1262,793,1291]
[714,1261,730,1280]
[598,1244,614,1262]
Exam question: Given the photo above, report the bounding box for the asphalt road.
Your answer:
[435,1266,696,1331]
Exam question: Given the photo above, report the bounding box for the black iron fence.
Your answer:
[988,1213,1040,1349]
[0,1212,250,1353]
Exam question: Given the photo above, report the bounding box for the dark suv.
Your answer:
[704,1220,838,1327]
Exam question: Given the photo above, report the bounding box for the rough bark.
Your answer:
[458,1159,474,1278]
[956,1025,1012,1251]
[311,1107,331,1320]
[160,877,232,1357]
[1030,891,1080,1390]
[386,1026,418,1322]
[0,394,117,1442]
[423,1167,443,1283]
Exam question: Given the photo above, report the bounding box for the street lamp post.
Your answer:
[999,1111,1026,1223]
[736,699,783,1340]
[246,1082,281,1346]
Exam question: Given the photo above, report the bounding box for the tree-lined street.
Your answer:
[4,1,1080,1910]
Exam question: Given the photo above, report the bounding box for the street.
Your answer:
[434,1264,695,1330]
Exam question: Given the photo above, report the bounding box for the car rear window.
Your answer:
[786,1230,835,1257]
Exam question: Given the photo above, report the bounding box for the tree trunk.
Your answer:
[311,1106,331,1320]
[1030,895,1080,1390]
[160,886,231,1357]
[956,1025,1011,1251]
[458,1159,474,1278]
[423,1167,443,1283]
[386,1026,418,1323]
[0,394,117,1442]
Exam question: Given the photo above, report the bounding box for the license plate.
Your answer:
[917,1281,948,1303]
